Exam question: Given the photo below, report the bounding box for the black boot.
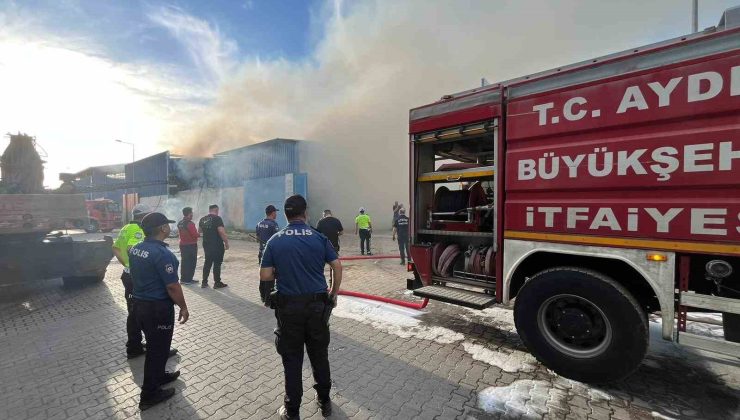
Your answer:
[139,388,175,411]
[278,405,300,419]
[317,398,332,417]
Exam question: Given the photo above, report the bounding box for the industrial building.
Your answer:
[72,137,393,231]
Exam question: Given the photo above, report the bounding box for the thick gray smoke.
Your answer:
[165,0,698,229]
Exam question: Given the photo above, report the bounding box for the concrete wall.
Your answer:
[221,187,245,230]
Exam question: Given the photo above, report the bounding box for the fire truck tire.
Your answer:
[514,267,648,383]
[84,220,99,234]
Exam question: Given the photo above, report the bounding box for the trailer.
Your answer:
[407,7,740,382]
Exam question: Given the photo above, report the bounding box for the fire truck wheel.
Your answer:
[514,267,648,383]
[84,220,99,234]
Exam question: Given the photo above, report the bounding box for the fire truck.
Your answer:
[84,199,122,233]
[407,7,740,382]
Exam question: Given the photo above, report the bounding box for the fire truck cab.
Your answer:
[84,199,122,233]
[407,7,740,382]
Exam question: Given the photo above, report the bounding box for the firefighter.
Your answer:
[392,207,410,265]
[177,207,200,284]
[198,204,229,289]
[130,212,190,410]
[354,207,373,255]
[256,204,280,304]
[260,195,342,419]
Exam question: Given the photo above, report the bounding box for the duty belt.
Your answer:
[281,292,328,302]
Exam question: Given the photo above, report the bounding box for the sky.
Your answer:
[0,0,737,202]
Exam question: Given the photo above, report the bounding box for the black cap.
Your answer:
[284,194,307,217]
[265,204,278,215]
[141,212,175,234]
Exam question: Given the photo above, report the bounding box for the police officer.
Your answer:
[130,212,190,410]
[354,207,373,255]
[392,207,410,265]
[256,204,280,304]
[112,203,151,358]
[260,195,343,420]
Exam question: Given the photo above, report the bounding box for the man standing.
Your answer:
[177,207,199,285]
[198,204,229,289]
[392,208,410,265]
[260,195,342,420]
[130,212,190,410]
[112,203,150,358]
[354,207,373,255]
[256,204,280,304]
[316,209,343,254]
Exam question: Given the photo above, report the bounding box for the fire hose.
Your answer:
[333,255,429,310]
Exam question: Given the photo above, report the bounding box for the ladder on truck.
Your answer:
[677,256,740,357]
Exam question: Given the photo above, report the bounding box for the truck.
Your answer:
[406,7,740,383]
[0,133,113,287]
[84,198,122,233]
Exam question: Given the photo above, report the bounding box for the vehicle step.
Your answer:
[413,285,496,309]
[680,293,740,315]
[679,332,740,357]
[431,275,495,290]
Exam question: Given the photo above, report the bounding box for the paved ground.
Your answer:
[0,231,739,419]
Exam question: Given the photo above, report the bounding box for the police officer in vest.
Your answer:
[256,204,280,304]
[130,212,191,410]
[260,195,343,420]
[112,203,153,358]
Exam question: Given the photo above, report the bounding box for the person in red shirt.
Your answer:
[178,207,200,284]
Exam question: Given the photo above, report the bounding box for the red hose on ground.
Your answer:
[338,289,429,310]
[331,255,426,309]
[340,255,401,261]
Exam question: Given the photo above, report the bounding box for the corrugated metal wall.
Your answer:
[213,139,299,188]
[126,152,169,198]
[243,173,308,231]
[91,168,126,203]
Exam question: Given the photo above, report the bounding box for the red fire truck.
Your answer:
[407,8,740,382]
[84,199,122,233]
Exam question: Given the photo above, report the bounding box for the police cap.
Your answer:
[265,204,279,215]
[284,195,307,218]
[141,212,175,235]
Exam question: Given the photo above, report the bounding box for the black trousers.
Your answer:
[180,244,197,282]
[274,294,332,415]
[121,272,144,352]
[203,245,225,283]
[134,299,175,396]
[359,229,371,254]
[398,239,409,262]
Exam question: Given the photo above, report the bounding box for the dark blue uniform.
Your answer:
[260,221,338,415]
[129,238,179,397]
[393,214,410,264]
[256,218,279,302]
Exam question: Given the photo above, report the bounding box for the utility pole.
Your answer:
[692,0,698,33]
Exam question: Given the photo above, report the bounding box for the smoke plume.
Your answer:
[164,0,695,228]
